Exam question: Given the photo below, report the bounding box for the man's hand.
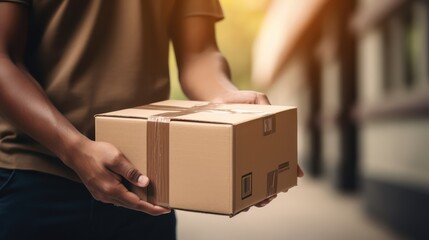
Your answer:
[64,138,171,216]
[211,90,271,105]
[212,90,305,209]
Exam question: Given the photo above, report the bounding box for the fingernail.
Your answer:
[138,175,149,186]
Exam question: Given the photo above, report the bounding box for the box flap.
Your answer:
[96,100,296,125]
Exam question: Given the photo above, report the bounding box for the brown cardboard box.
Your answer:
[95,100,297,216]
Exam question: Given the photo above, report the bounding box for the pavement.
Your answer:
[176,177,401,240]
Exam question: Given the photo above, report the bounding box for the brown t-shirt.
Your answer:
[0,0,223,181]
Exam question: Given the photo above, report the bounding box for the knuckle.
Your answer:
[99,183,118,196]
[104,186,117,196]
[107,151,123,168]
[112,151,122,162]
[126,168,141,182]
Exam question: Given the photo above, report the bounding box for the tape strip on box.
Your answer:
[145,103,221,206]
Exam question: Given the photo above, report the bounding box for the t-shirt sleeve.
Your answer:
[0,0,30,5]
[177,0,224,21]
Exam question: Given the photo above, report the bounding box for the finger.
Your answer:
[110,156,149,187]
[113,184,171,215]
[297,165,304,178]
[255,195,277,207]
[255,199,270,208]
[114,197,171,216]
[255,93,271,105]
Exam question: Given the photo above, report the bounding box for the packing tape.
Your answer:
[145,103,220,206]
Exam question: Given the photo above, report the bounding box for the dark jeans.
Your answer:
[0,169,176,240]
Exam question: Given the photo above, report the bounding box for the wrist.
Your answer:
[56,132,91,167]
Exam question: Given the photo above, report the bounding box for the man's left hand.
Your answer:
[211,90,304,210]
[212,90,271,105]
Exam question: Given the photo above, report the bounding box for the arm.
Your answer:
[171,16,271,104]
[0,3,169,215]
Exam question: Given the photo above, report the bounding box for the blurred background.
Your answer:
[172,0,429,239]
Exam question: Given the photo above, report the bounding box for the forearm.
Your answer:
[172,16,270,105]
[0,56,86,164]
[179,50,238,101]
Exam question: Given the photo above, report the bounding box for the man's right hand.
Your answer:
[64,138,171,216]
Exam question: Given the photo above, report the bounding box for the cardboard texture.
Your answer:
[95,100,297,216]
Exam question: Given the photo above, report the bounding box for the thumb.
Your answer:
[112,158,149,187]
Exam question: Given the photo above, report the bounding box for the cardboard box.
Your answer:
[95,100,297,216]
